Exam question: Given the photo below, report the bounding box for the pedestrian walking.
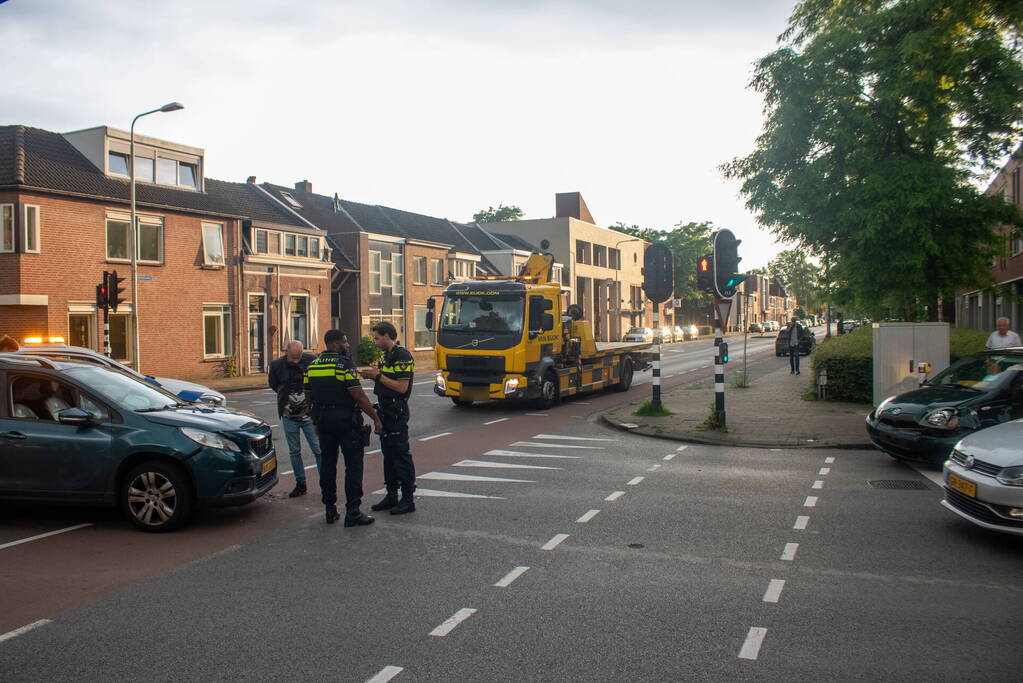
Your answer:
[360,321,417,516]
[786,317,804,375]
[985,317,1022,349]
[268,340,322,498]
[305,329,383,526]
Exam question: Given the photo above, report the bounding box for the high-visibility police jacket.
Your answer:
[304,351,360,421]
[373,345,415,401]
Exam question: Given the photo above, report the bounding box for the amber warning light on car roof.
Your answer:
[23,336,65,344]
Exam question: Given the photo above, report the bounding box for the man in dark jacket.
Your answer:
[269,340,322,497]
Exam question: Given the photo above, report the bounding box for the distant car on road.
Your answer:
[658,327,675,343]
[622,327,654,343]
[15,340,226,406]
[748,323,763,334]
[865,348,1023,466]
[0,354,276,531]
[942,419,1023,536]
[682,325,699,341]
[775,327,815,356]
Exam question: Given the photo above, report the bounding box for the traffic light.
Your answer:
[719,341,730,364]
[642,243,675,304]
[713,229,746,298]
[697,254,714,294]
[95,276,109,311]
[106,270,126,312]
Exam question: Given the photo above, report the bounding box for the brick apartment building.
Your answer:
[956,144,1023,332]
[0,125,332,380]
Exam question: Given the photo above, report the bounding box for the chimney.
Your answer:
[246,176,257,184]
[295,180,312,193]
[555,192,595,224]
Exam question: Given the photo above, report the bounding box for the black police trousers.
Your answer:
[377,400,416,497]
[316,409,365,510]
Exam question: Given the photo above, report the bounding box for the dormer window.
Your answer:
[280,192,303,209]
[108,152,130,176]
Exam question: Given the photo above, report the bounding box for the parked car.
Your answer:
[0,353,276,531]
[748,323,763,334]
[865,349,1023,466]
[775,328,816,356]
[942,419,1023,536]
[658,327,675,343]
[623,327,654,343]
[16,340,226,406]
[682,325,699,341]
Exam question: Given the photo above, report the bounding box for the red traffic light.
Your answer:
[698,257,710,273]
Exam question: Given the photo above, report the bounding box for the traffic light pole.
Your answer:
[652,308,661,407]
[714,299,726,428]
[102,305,111,358]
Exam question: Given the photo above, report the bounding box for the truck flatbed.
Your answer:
[595,341,653,353]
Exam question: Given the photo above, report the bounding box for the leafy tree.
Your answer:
[766,249,824,313]
[610,220,715,301]
[473,204,524,223]
[723,0,1023,321]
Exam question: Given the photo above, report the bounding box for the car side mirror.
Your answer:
[57,407,95,426]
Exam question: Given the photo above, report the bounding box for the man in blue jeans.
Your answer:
[786,317,804,375]
[269,340,322,497]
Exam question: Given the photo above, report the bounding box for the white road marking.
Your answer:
[605,491,625,501]
[413,379,433,386]
[627,476,644,485]
[418,472,534,483]
[825,456,835,463]
[510,441,602,449]
[279,464,318,476]
[367,448,382,455]
[780,543,799,561]
[0,619,52,644]
[676,445,688,451]
[366,665,404,683]
[794,516,809,530]
[576,509,600,523]
[452,460,561,471]
[494,566,530,588]
[429,608,477,637]
[762,579,785,603]
[804,496,818,507]
[647,464,661,471]
[525,413,549,416]
[373,487,504,499]
[663,453,676,461]
[770,448,782,452]
[812,480,824,489]
[541,533,570,550]
[532,434,617,441]
[0,523,93,551]
[484,449,580,459]
[819,467,831,475]
[484,418,510,425]
[419,432,452,441]
[572,401,592,405]
[738,627,767,660]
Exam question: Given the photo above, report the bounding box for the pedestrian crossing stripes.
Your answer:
[531,434,619,442]
[418,472,534,483]
[510,441,603,449]
[372,487,505,500]
[452,460,562,471]
[484,449,580,459]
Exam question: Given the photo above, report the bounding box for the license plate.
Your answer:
[261,456,276,476]
[948,472,976,498]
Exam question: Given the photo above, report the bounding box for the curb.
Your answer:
[599,413,876,451]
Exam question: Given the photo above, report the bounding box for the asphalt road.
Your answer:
[11,328,1018,680]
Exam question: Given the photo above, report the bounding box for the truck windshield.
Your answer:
[441,295,524,335]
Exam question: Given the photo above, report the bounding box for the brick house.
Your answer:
[0,125,332,380]
[956,144,1023,332]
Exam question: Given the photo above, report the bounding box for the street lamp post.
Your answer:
[129,101,184,371]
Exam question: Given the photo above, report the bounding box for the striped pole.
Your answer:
[652,308,661,406]
[103,306,111,357]
[714,299,726,427]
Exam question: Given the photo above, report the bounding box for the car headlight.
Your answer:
[504,377,520,394]
[201,394,226,407]
[180,427,241,452]
[435,372,447,391]
[920,408,959,429]
[996,465,1023,487]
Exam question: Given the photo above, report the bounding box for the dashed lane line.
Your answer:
[794,516,809,530]
[575,509,600,523]
[419,432,452,441]
[541,533,570,550]
[663,453,676,461]
[525,413,549,417]
[812,480,824,489]
[0,619,52,644]
[647,464,661,472]
[676,445,688,451]
[484,418,510,425]
[429,608,477,637]
[494,566,530,588]
[627,476,644,486]
[0,523,93,551]
[605,491,625,501]
[366,665,404,683]
[780,543,799,561]
[738,627,768,660]
[762,579,785,603]
[824,456,835,464]
[804,496,818,507]
[819,467,831,475]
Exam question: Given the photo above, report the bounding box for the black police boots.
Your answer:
[344,509,375,527]
[371,492,399,511]
[325,505,340,524]
[289,483,307,498]
[390,495,416,515]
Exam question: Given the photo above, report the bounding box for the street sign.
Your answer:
[642,243,674,303]
[137,275,153,281]
[712,298,733,335]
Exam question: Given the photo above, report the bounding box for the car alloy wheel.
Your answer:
[127,471,178,526]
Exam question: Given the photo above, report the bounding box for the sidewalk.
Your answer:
[602,354,874,449]
[200,357,439,394]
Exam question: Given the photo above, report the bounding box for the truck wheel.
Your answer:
[534,372,559,410]
[121,460,193,532]
[451,398,473,407]
[613,359,634,392]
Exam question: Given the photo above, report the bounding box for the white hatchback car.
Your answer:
[942,419,1023,536]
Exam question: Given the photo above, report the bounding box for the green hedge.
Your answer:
[699,325,714,337]
[810,325,992,404]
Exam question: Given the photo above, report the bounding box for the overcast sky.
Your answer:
[3,0,806,268]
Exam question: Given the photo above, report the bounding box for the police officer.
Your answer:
[305,329,383,526]
[360,321,417,515]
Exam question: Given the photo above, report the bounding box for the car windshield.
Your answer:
[928,354,1023,390]
[440,294,524,335]
[627,328,649,335]
[63,365,184,411]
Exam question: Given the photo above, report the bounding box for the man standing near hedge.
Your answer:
[269,340,321,498]
[786,317,804,375]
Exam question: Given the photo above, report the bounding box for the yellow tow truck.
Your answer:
[429,253,652,408]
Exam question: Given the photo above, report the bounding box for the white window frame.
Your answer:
[412,256,427,285]
[202,222,226,267]
[382,258,393,293]
[202,304,233,359]
[136,216,164,264]
[309,237,320,259]
[285,233,297,256]
[107,151,130,177]
[430,258,444,285]
[413,304,434,350]
[67,311,98,351]
[105,217,131,261]
[289,294,310,347]
[369,250,382,294]
[0,204,13,253]
[108,312,133,363]
[23,204,40,253]
[393,253,404,295]
[254,228,269,254]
